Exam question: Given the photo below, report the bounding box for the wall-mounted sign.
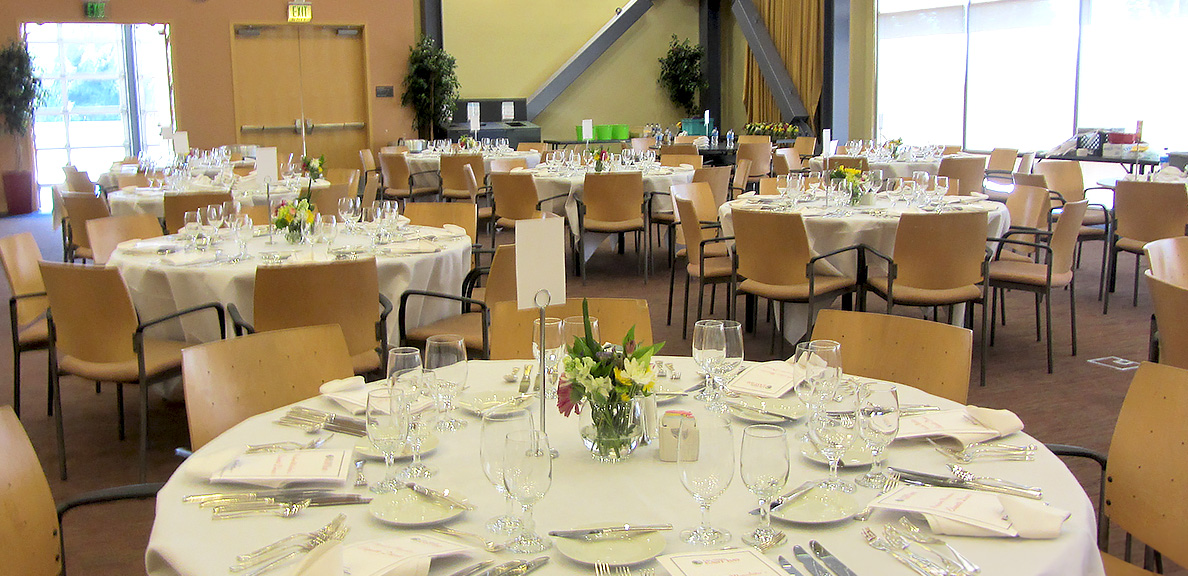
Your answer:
[288,0,312,23]
[84,1,107,19]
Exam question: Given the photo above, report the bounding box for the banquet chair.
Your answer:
[403,201,478,244]
[674,135,699,144]
[1144,237,1188,287]
[399,244,515,358]
[360,148,381,192]
[659,144,698,156]
[630,137,653,154]
[1146,271,1188,371]
[793,136,816,159]
[825,156,869,172]
[732,209,860,355]
[489,157,528,173]
[673,191,734,338]
[86,214,164,265]
[228,258,390,377]
[517,142,548,156]
[0,233,49,419]
[59,191,110,263]
[736,142,773,183]
[693,166,732,210]
[181,324,354,450]
[381,145,410,155]
[757,178,782,196]
[378,152,438,203]
[62,165,97,195]
[729,158,753,198]
[863,211,990,386]
[40,261,225,481]
[440,154,485,201]
[488,298,654,360]
[1012,172,1047,189]
[999,184,1053,262]
[937,155,988,196]
[1016,152,1035,175]
[162,192,232,235]
[773,148,804,174]
[1105,181,1188,314]
[0,405,163,576]
[310,168,360,217]
[810,309,971,404]
[989,200,1088,374]
[738,135,771,145]
[984,147,1019,193]
[240,204,270,227]
[660,154,703,169]
[491,172,544,231]
[567,172,649,282]
[116,171,150,189]
[1034,160,1111,283]
[941,144,963,155]
[232,165,254,178]
[1048,361,1188,575]
[458,164,496,245]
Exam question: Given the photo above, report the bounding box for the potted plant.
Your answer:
[657,35,706,133]
[401,36,460,141]
[0,39,41,215]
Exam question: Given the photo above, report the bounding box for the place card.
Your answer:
[897,407,1023,446]
[658,548,786,576]
[210,449,351,487]
[173,130,190,155]
[343,534,473,576]
[727,360,802,398]
[256,147,278,184]
[514,216,566,309]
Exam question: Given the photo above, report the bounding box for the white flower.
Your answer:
[617,357,653,387]
[585,376,614,400]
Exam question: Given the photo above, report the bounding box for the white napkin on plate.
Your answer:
[293,539,343,576]
[897,406,1023,446]
[320,377,433,415]
[872,485,1069,539]
[440,224,468,239]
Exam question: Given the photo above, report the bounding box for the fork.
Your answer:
[861,527,945,576]
[898,517,981,574]
[617,566,633,576]
[214,499,310,520]
[594,561,612,576]
[883,525,958,575]
[667,363,681,379]
[242,525,349,576]
[882,469,901,493]
[234,514,346,566]
[246,435,330,454]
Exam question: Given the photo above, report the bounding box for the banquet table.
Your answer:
[405,151,542,188]
[144,357,1104,576]
[106,225,471,344]
[107,178,329,219]
[808,156,942,179]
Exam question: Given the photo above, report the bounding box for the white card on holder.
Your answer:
[514,216,566,310]
[255,147,278,184]
[210,449,351,487]
[501,101,515,121]
[173,131,190,155]
[727,361,801,398]
[658,548,786,576]
[581,119,593,141]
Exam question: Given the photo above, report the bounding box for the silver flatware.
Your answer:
[754,480,821,514]
[433,527,506,552]
[354,459,368,487]
[518,364,533,394]
[898,517,980,574]
[213,499,311,520]
[479,560,527,576]
[810,540,858,576]
[667,362,681,379]
[890,467,1043,500]
[883,525,958,576]
[186,488,332,505]
[792,544,830,576]
[861,528,943,576]
[725,400,793,420]
[448,560,495,576]
[503,366,520,383]
[777,555,807,576]
[404,482,475,510]
[947,464,1043,499]
[507,556,549,576]
[241,524,349,576]
[235,514,346,566]
[548,523,672,540]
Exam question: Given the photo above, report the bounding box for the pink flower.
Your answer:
[557,383,579,417]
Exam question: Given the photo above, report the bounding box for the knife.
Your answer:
[891,467,1043,500]
[777,555,807,576]
[478,560,526,576]
[199,492,367,508]
[725,400,793,420]
[447,560,494,576]
[404,482,476,510]
[185,488,332,504]
[810,540,859,576]
[548,523,673,539]
[518,364,533,394]
[793,545,830,576]
[754,480,821,514]
[505,556,548,576]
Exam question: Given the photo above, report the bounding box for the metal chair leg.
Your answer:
[139,380,150,483]
[1070,276,1078,357]
[117,382,126,440]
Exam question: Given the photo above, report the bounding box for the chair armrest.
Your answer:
[226,303,253,336]
[1047,442,1108,550]
[700,236,734,250]
[535,193,570,209]
[397,290,489,358]
[1046,443,1107,468]
[377,293,393,343]
[57,482,164,521]
[1001,227,1052,239]
[462,266,490,299]
[12,291,46,301]
[137,302,226,339]
[989,236,1053,261]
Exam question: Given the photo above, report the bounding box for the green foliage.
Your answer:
[401,36,460,138]
[0,40,41,136]
[657,35,705,117]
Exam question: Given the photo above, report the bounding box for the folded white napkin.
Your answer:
[693,136,710,148]
[190,175,214,186]
[120,238,183,255]
[343,535,472,576]
[382,240,440,256]
[320,377,434,415]
[440,224,468,238]
[293,539,343,576]
[897,406,1023,446]
[872,485,1069,539]
[1153,166,1186,181]
[158,252,219,267]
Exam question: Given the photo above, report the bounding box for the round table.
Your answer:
[145,357,1103,576]
[405,151,542,187]
[809,156,942,179]
[108,178,329,219]
[106,225,472,345]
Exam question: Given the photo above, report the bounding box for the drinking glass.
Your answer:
[425,334,468,431]
[222,200,241,220]
[338,197,360,231]
[503,430,553,553]
[856,382,900,488]
[692,320,726,403]
[740,425,790,547]
[532,318,563,398]
[792,340,842,417]
[933,175,950,205]
[386,346,423,388]
[808,387,858,492]
[776,174,790,198]
[205,204,224,241]
[480,410,533,534]
[400,392,437,479]
[678,413,733,546]
[561,315,599,354]
[366,388,410,493]
[183,210,203,250]
[231,213,253,260]
[865,169,884,196]
[913,170,931,194]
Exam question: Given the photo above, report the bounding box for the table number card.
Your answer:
[658,548,786,576]
[256,147,279,184]
[581,119,593,141]
[173,131,190,156]
[514,216,566,310]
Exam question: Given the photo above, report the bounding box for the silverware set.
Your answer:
[231,514,350,575]
[244,435,330,454]
[890,466,1043,500]
[861,519,980,576]
[594,561,635,575]
[184,488,371,519]
[927,438,1036,462]
[778,541,859,576]
[275,406,366,436]
[432,527,506,552]
[651,362,681,380]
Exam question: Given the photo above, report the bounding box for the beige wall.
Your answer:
[849,0,877,140]
[443,0,702,140]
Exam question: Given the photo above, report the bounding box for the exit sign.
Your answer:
[288,1,312,22]
[84,1,107,19]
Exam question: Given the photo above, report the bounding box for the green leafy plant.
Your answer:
[0,39,41,168]
[401,36,460,140]
[657,35,705,117]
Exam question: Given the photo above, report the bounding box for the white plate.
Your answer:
[258,250,299,263]
[651,383,685,404]
[553,528,666,566]
[769,487,860,524]
[354,435,439,461]
[799,440,879,467]
[369,489,466,527]
[455,391,534,417]
[726,397,806,423]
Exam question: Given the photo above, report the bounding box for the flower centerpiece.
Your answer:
[558,300,664,462]
[830,165,864,206]
[459,135,476,150]
[302,154,325,181]
[273,191,316,244]
[593,147,609,173]
[745,122,799,141]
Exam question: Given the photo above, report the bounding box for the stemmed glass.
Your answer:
[386,346,423,388]
[856,382,900,488]
[933,175,950,211]
[740,424,790,548]
[366,388,410,494]
[678,413,734,546]
[692,320,726,403]
[400,397,437,479]
[808,386,858,493]
[424,334,468,431]
[793,340,843,417]
[230,213,253,261]
[205,204,224,242]
[338,197,360,233]
[503,430,553,553]
[561,315,599,354]
[864,169,884,198]
[480,410,533,535]
[183,210,203,251]
[532,318,563,398]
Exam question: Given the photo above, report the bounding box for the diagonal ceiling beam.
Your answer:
[526,0,653,120]
[731,0,809,121]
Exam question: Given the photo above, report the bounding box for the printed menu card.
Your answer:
[728,361,802,398]
[658,548,786,576]
[210,449,351,487]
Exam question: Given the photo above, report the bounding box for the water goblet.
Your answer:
[480,411,533,534]
[386,346,423,388]
[855,382,900,489]
[561,315,599,354]
[231,213,253,260]
[740,425,789,548]
[678,412,733,546]
[809,388,858,493]
[183,210,203,251]
[366,388,410,493]
[425,334,468,431]
[337,197,360,232]
[503,430,553,553]
[400,392,437,479]
[692,320,726,403]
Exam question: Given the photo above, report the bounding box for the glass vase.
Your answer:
[284,225,304,245]
[579,397,644,463]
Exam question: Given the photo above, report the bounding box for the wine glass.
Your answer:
[386,346,422,388]
[230,213,253,261]
[366,388,410,493]
[400,393,437,479]
[913,170,931,196]
[865,169,884,197]
[183,210,203,251]
[503,430,553,553]
[678,412,733,546]
[808,387,858,493]
[338,197,360,232]
[856,381,900,489]
[934,175,950,206]
[561,315,599,354]
[205,204,224,239]
[792,340,842,417]
[692,320,726,403]
[425,334,468,431]
[480,410,533,534]
[532,318,563,398]
[740,424,790,547]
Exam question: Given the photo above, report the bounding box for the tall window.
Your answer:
[25,23,173,206]
[876,0,1188,152]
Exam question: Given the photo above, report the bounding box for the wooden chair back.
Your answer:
[732,159,752,192]
[941,144,963,155]
[182,325,353,449]
[671,182,718,225]
[1050,200,1088,276]
[673,196,713,263]
[773,148,803,173]
[117,172,150,188]
[986,148,1018,172]
[241,204,271,226]
[757,178,781,196]
[793,137,816,158]
[0,405,61,576]
[659,144,698,156]
[485,244,519,304]
[825,156,868,172]
[39,262,138,365]
[1005,184,1052,233]
[403,202,478,242]
[62,165,96,194]
[733,209,811,286]
[86,214,164,265]
[378,152,413,195]
[310,169,359,216]
[660,154,703,169]
[736,142,773,177]
[516,142,548,156]
[674,135,698,144]
[491,172,540,222]
[1034,160,1086,202]
[440,154,484,194]
[359,148,378,180]
[738,134,771,145]
[1144,237,1188,288]
[1012,172,1047,188]
[893,211,988,290]
[692,166,732,209]
[489,298,653,360]
[630,138,653,153]
[811,310,971,403]
[1114,181,1188,244]
[0,233,48,334]
[1016,152,1034,174]
[60,192,111,253]
[1147,272,1188,370]
[490,158,528,173]
[582,172,644,224]
[938,155,988,196]
[163,192,233,234]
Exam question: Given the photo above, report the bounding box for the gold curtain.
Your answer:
[743,0,823,131]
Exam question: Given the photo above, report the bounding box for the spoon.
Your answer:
[503,366,521,383]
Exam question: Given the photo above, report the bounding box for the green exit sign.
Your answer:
[84,1,107,19]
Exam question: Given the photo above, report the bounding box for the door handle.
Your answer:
[240,120,307,134]
[304,120,365,133]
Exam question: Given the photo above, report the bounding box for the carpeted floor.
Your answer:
[0,208,1174,574]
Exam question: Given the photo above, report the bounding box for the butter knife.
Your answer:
[518,364,533,394]
[753,480,821,514]
[448,560,494,576]
[548,523,673,539]
[793,545,830,576]
[891,467,1043,500]
[477,560,525,576]
[777,555,807,576]
[505,556,548,576]
[404,482,476,510]
[810,540,859,576]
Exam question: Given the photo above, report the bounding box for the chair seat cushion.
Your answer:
[405,312,486,353]
[651,212,676,224]
[867,276,983,306]
[1116,236,1148,254]
[739,274,854,301]
[1083,209,1108,226]
[58,338,187,382]
[989,260,1073,287]
[1100,551,1156,576]
[17,317,49,347]
[686,256,734,279]
[383,185,438,199]
[495,213,543,228]
[351,350,382,375]
[583,217,644,233]
[997,249,1035,263]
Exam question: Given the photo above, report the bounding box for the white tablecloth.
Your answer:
[106,226,471,344]
[406,151,542,187]
[108,178,329,219]
[145,357,1104,576]
[809,156,942,179]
